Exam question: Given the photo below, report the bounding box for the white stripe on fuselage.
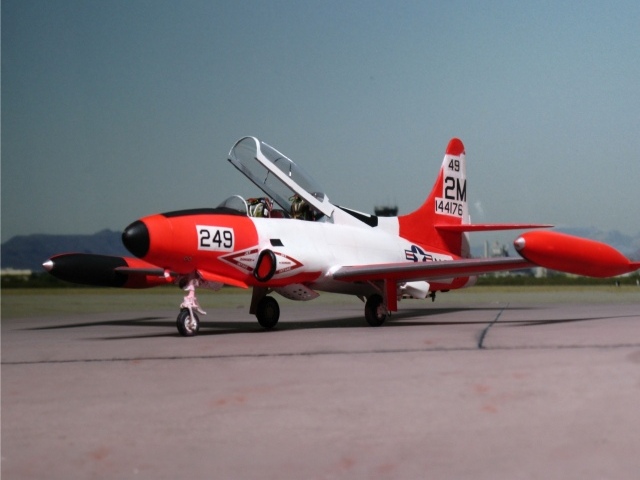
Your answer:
[250,217,454,286]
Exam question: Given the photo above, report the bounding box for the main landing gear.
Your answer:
[364,293,388,327]
[175,282,282,337]
[255,296,280,329]
[174,282,393,336]
[251,287,280,330]
[363,289,436,327]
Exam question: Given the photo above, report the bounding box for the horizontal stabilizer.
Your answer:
[435,223,552,232]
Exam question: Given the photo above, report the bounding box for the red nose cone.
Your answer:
[122,220,150,258]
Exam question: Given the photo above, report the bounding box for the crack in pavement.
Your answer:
[477,304,508,349]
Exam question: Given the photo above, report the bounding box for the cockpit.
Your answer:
[223,137,335,221]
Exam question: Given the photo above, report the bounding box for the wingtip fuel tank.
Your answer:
[43,253,170,288]
[514,231,639,278]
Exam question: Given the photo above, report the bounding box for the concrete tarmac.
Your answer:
[2,289,640,479]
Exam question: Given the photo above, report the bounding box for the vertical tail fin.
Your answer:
[398,138,469,256]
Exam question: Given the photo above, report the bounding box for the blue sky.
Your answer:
[3,0,640,243]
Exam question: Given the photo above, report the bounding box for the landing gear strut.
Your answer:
[176,279,206,337]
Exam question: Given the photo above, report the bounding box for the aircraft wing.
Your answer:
[332,257,533,312]
[332,256,533,284]
[334,229,640,285]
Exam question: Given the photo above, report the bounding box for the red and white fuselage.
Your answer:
[128,208,467,300]
[45,136,640,334]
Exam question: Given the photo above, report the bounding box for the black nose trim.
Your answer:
[122,220,150,258]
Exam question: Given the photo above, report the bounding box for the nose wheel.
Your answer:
[177,308,200,336]
[176,279,206,337]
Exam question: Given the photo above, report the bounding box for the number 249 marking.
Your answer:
[197,226,234,251]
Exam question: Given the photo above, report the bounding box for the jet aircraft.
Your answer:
[44,137,640,336]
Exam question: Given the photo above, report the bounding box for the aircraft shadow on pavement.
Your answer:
[30,306,636,340]
[23,305,558,340]
[507,314,640,327]
[29,316,172,331]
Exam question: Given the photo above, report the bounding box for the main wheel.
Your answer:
[256,296,280,329]
[364,294,387,327]
[177,308,200,337]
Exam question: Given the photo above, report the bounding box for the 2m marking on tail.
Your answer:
[436,176,466,217]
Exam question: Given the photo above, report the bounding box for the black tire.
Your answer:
[365,294,387,327]
[256,296,280,329]
[177,308,200,337]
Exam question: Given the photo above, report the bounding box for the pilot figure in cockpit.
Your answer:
[290,194,310,220]
[290,194,321,221]
[247,197,272,218]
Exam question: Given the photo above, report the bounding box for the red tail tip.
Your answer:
[446,138,465,156]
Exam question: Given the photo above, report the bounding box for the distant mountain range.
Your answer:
[2,227,639,272]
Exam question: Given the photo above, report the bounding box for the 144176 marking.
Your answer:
[435,176,466,217]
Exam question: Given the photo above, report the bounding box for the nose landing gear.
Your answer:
[176,279,206,337]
